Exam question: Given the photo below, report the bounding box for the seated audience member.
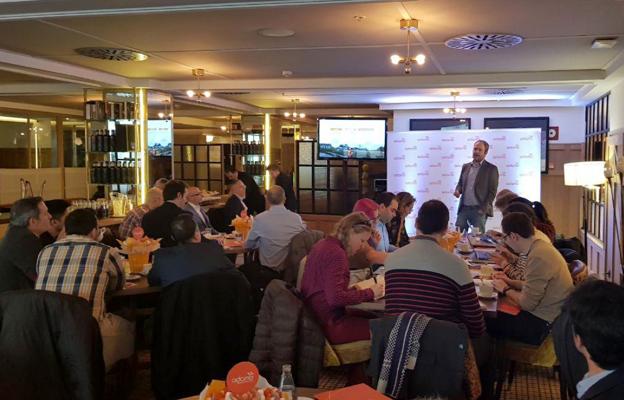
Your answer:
[40,199,71,246]
[224,166,265,215]
[35,208,133,370]
[223,180,248,232]
[566,280,624,400]
[142,180,188,247]
[387,191,415,248]
[384,200,486,339]
[301,212,384,344]
[244,185,306,276]
[509,197,556,241]
[488,212,573,345]
[493,189,518,213]
[154,178,169,190]
[494,202,553,281]
[184,186,216,234]
[372,192,399,253]
[149,214,236,288]
[118,187,164,239]
[352,198,389,266]
[267,163,297,212]
[0,197,50,293]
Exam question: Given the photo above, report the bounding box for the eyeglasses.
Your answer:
[354,220,373,228]
[501,233,510,241]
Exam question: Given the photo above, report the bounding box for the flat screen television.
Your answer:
[317,117,387,160]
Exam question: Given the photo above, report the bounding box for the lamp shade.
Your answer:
[564,161,607,187]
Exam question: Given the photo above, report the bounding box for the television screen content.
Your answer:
[318,118,386,160]
[147,120,172,157]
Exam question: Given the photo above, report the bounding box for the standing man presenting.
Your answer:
[454,140,499,233]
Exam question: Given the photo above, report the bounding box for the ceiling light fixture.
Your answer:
[443,91,467,115]
[390,19,426,74]
[186,69,211,101]
[283,99,306,121]
[257,28,295,38]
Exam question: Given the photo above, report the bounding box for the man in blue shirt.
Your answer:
[373,192,399,253]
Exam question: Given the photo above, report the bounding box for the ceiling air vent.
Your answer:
[445,34,523,50]
[477,87,527,95]
[75,47,148,61]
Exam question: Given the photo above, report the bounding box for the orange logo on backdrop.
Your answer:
[226,361,259,395]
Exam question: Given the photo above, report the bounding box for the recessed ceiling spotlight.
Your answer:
[282,70,293,78]
[353,15,366,22]
[257,28,295,38]
[445,33,523,50]
[592,38,618,49]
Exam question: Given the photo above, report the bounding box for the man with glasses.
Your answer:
[489,212,573,345]
[372,192,399,253]
[184,186,217,234]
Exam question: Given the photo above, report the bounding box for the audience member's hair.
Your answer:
[333,212,373,250]
[224,165,237,174]
[266,163,281,172]
[44,199,71,221]
[501,212,535,239]
[146,187,163,209]
[509,196,533,207]
[10,197,44,227]
[374,192,396,208]
[531,201,553,225]
[64,208,98,236]
[502,202,537,223]
[266,185,286,205]
[162,180,188,201]
[494,190,518,211]
[568,279,624,370]
[170,213,198,243]
[416,200,449,235]
[475,139,490,153]
[153,178,169,189]
[353,198,379,221]
[396,192,415,216]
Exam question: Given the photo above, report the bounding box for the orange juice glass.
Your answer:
[128,251,149,273]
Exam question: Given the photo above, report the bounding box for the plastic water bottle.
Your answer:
[279,364,295,400]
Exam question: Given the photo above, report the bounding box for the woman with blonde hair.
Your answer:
[387,191,415,248]
[301,212,384,344]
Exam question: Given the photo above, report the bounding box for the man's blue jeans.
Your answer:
[456,205,487,233]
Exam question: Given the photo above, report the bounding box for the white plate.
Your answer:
[477,291,498,300]
[125,273,142,282]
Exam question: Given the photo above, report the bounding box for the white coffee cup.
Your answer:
[479,280,494,297]
[481,264,494,279]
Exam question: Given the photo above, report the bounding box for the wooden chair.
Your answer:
[494,335,568,400]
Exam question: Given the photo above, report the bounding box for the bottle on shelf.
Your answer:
[90,162,97,183]
[109,129,116,152]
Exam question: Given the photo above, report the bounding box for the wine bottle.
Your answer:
[110,129,116,152]
[90,162,97,183]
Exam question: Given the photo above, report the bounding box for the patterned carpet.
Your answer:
[128,352,563,400]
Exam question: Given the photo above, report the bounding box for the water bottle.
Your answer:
[279,364,295,400]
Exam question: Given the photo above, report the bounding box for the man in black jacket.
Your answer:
[149,214,236,288]
[225,166,265,215]
[142,180,189,247]
[223,180,248,233]
[0,197,51,293]
[565,279,624,400]
[267,163,297,212]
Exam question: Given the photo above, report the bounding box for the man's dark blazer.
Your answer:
[237,171,265,215]
[580,368,624,400]
[148,241,235,288]
[276,172,298,212]
[142,202,189,248]
[184,204,215,233]
[223,195,246,233]
[0,225,42,293]
[455,159,499,217]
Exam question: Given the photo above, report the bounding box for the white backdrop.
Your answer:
[387,129,542,235]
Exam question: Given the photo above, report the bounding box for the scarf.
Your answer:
[377,312,431,398]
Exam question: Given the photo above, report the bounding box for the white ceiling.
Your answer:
[0,0,622,118]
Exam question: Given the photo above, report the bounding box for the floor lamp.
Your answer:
[564,161,607,264]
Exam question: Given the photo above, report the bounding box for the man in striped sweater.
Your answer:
[384,199,486,339]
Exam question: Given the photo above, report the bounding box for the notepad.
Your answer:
[352,275,385,290]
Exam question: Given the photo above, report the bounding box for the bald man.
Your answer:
[184,186,216,234]
[223,180,248,233]
[118,187,164,239]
